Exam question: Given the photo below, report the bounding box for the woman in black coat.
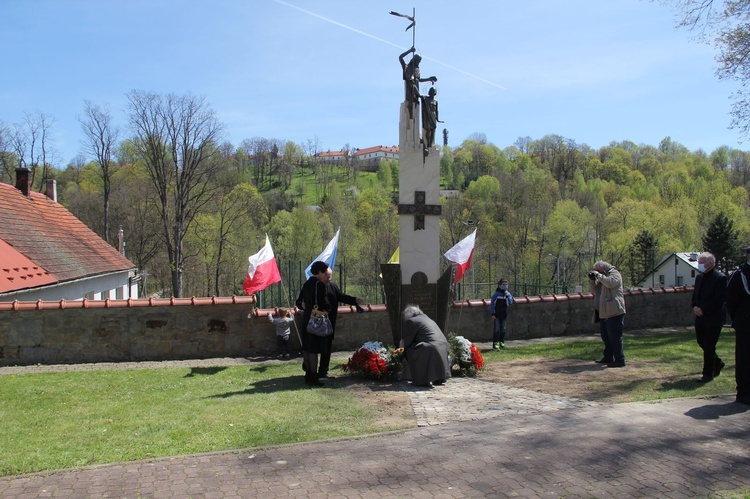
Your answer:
[296,261,362,386]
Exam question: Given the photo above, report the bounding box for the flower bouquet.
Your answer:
[343,341,405,380]
[448,333,484,377]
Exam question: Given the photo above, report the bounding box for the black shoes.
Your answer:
[606,361,626,368]
[433,379,446,386]
[713,360,726,378]
[696,376,713,383]
[736,396,750,405]
[595,358,613,364]
[304,373,325,387]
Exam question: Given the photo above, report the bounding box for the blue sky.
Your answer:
[1,0,743,166]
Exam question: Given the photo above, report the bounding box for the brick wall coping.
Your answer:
[0,295,257,311]
[450,285,692,308]
[0,286,691,313]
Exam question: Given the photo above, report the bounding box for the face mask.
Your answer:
[500,285,508,291]
[698,263,706,272]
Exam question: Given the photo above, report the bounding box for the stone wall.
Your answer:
[0,288,694,366]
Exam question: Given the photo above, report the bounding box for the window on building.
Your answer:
[659,275,665,285]
[676,276,684,286]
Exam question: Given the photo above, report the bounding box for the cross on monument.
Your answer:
[398,190,442,230]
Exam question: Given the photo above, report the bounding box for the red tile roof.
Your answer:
[354,145,399,157]
[0,182,135,294]
[316,150,347,158]
[0,238,57,293]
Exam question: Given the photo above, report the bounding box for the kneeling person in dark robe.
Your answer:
[401,304,451,387]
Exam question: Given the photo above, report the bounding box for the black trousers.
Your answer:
[695,317,722,378]
[317,335,334,376]
[737,330,750,399]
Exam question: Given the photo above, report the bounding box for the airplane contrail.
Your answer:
[274,0,508,90]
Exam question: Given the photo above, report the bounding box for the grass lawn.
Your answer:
[0,328,740,476]
[0,362,403,476]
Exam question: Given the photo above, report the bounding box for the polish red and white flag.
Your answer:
[443,228,477,283]
[243,235,282,295]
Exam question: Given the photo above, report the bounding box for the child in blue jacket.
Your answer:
[490,279,514,350]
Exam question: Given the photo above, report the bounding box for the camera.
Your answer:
[588,272,596,280]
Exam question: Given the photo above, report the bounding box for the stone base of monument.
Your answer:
[380,263,454,345]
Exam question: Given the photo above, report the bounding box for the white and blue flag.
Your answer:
[305,228,340,278]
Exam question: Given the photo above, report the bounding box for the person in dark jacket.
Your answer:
[296,261,362,387]
[401,304,451,387]
[489,279,514,350]
[724,247,750,404]
[691,252,727,383]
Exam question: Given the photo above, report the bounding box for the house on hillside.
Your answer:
[636,252,701,288]
[353,145,399,171]
[0,168,138,302]
[315,150,348,165]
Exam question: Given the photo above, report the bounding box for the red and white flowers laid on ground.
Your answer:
[344,335,485,380]
[343,341,405,380]
[448,333,484,377]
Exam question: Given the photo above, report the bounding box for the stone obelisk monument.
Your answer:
[382,10,453,345]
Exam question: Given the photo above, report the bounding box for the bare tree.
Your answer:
[659,0,750,135]
[0,121,13,183]
[127,90,225,297]
[79,101,121,245]
[243,137,272,187]
[304,135,321,175]
[7,112,56,189]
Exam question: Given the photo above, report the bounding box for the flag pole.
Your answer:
[412,7,415,49]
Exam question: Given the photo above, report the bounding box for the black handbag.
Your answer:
[306,282,333,337]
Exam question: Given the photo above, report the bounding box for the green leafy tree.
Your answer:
[376,160,393,191]
[440,146,454,188]
[191,181,267,296]
[352,187,398,282]
[543,200,596,288]
[631,230,659,287]
[280,140,301,189]
[702,211,741,272]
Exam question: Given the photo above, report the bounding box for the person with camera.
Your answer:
[589,261,627,367]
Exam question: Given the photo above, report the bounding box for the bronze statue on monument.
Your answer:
[420,86,442,158]
[399,47,437,119]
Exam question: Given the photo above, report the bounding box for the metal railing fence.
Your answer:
[252,259,572,309]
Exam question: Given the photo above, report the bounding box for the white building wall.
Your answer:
[0,271,138,302]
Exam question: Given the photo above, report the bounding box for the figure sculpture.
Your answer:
[399,47,437,118]
[420,86,441,151]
